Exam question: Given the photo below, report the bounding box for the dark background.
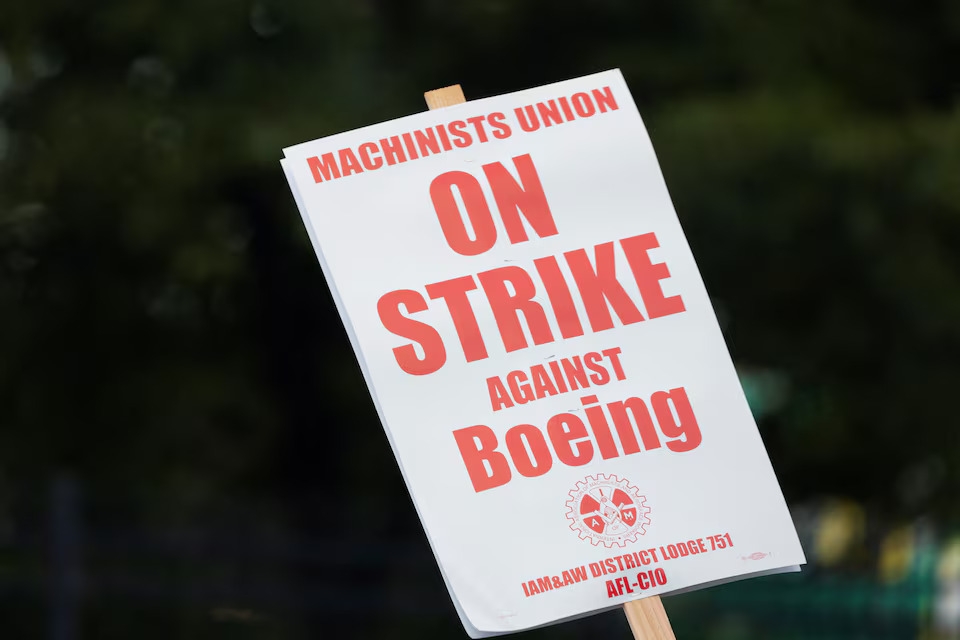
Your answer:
[2,1,959,638]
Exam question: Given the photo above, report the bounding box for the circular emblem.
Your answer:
[565,474,650,548]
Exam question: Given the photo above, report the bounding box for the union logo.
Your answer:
[565,474,650,547]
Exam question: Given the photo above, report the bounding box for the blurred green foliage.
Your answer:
[1,0,959,637]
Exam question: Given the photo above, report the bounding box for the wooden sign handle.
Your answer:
[424,84,467,110]
[623,597,677,639]
[423,84,678,640]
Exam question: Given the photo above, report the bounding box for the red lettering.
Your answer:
[620,233,685,318]
[530,364,558,399]
[607,396,661,453]
[505,424,552,477]
[358,142,383,170]
[584,352,610,385]
[426,275,487,362]
[514,105,540,132]
[338,148,363,176]
[592,86,619,113]
[534,255,584,339]
[477,266,554,352]
[482,154,558,245]
[465,115,489,143]
[487,376,513,411]
[377,290,446,375]
[506,370,534,404]
[307,152,340,183]
[430,171,497,256]
[435,124,453,151]
[560,356,588,390]
[571,92,596,117]
[414,129,441,157]
[651,387,702,452]
[582,395,619,459]
[448,120,472,148]
[548,361,569,393]
[547,413,593,466]
[602,347,626,380]
[536,100,563,126]
[566,242,645,331]
[453,425,511,491]
[488,112,511,139]
[379,136,407,165]
[401,132,419,160]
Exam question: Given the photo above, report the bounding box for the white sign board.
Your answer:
[280,69,805,637]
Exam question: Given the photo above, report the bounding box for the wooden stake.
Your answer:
[623,597,677,639]
[424,84,466,110]
[423,84,677,640]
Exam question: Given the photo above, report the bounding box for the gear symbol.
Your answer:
[565,474,651,548]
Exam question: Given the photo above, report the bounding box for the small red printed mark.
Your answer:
[742,552,769,561]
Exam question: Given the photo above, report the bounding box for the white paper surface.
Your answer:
[280,69,805,636]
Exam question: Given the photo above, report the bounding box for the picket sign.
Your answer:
[424,83,675,640]
[281,69,806,638]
